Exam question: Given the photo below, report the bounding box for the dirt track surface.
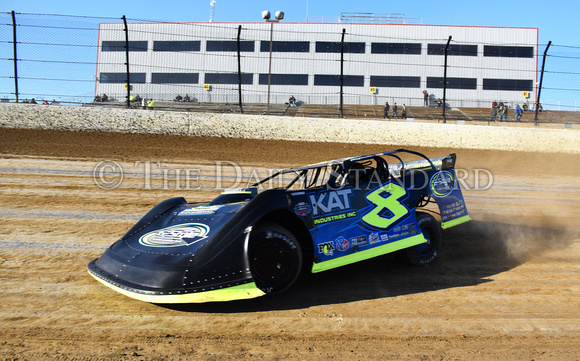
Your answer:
[1,128,579,360]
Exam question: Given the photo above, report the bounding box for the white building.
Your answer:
[95,21,538,107]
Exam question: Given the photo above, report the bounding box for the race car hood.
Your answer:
[88,189,289,297]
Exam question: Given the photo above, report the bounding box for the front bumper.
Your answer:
[87,260,265,303]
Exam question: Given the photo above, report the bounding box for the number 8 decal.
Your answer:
[362,182,410,229]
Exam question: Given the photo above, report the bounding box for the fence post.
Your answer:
[339,28,345,118]
[237,25,244,113]
[11,11,19,102]
[122,15,131,109]
[535,41,551,126]
[442,36,452,123]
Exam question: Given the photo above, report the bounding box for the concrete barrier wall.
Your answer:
[1,103,578,153]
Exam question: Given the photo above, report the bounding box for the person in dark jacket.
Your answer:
[383,102,390,119]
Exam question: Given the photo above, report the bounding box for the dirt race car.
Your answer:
[88,149,470,303]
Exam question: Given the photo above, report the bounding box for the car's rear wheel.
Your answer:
[403,212,441,266]
[249,222,302,295]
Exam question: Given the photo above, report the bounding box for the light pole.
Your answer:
[262,10,284,114]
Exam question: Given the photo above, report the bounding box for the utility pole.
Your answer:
[339,29,345,118]
[535,41,551,126]
[122,15,131,109]
[442,36,452,123]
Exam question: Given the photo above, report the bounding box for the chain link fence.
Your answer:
[1,11,579,123]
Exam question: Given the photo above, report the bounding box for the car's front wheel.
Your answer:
[248,222,302,295]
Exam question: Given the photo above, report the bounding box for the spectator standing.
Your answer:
[499,104,507,122]
[490,106,497,122]
[423,90,429,106]
[402,104,407,119]
[514,104,523,122]
[383,102,390,119]
[391,103,399,119]
[147,99,155,110]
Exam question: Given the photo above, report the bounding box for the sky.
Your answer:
[3,0,579,47]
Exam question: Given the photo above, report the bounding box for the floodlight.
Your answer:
[262,11,271,20]
[275,11,284,20]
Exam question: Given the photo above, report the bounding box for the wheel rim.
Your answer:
[251,242,293,282]
[416,227,432,254]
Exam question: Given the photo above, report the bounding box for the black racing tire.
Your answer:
[403,212,441,266]
[249,222,303,295]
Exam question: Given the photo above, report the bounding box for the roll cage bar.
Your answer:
[252,149,454,191]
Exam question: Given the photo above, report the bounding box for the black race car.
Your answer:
[88,149,470,303]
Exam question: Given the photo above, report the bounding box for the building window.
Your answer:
[151,73,199,84]
[206,40,255,52]
[204,73,253,84]
[371,43,421,54]
[314,75,364,87]
[153,41,200,52]
[315,42,366,53]
[370,76,421,88]
[484,45,534,58]
[258,74,308,85]
[101,41,148,52]
[260,41,310,52]
[427,77,477,89]
[99,73,146,83]
[428,44,478,56]
[483,79,533,91]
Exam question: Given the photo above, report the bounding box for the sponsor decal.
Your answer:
[430,170,455,197]
[308,188,353,216]
[441,199,467,221]
[318,241,335,256]
[369,232,380,244]
[177,205,224,216]
[294,202,311,217]
[350,235,368,248]
[335,236,350,251]
[313,210,357,226]
[380,234,389,242]
[139,223,210,247]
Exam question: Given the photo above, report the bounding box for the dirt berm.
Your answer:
[1,102,578,153]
